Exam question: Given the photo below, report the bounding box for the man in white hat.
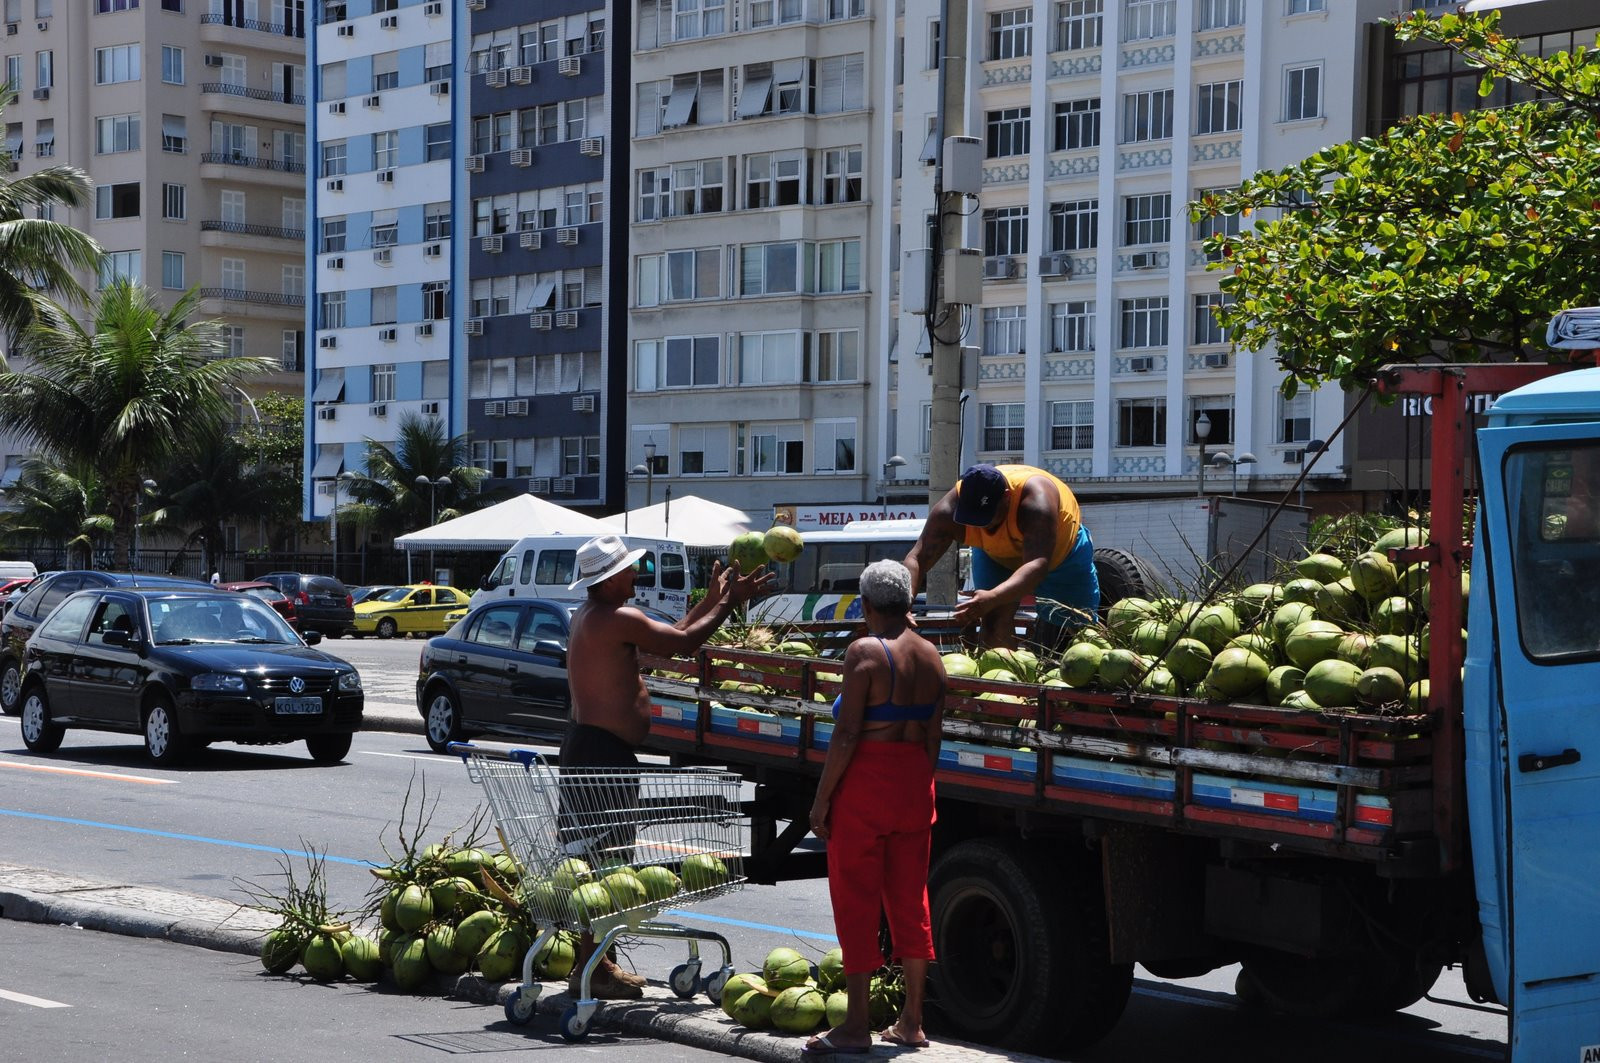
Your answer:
[560,533,773,999]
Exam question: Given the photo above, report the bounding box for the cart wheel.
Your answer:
[669,962,702,1000]
[705,966,732,1006]
[560,1005,591,1042]
[504,988,536,1026]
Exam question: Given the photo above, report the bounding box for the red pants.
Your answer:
[826,741,937,975]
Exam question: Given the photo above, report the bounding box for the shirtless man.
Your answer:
[560,533,774,999]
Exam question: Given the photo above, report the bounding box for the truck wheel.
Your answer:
[927,839,1131,1054]
[1093,548,1162,616]
[1235,949,1440,1019]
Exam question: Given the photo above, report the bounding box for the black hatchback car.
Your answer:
[258,572,355,637]
[17,588,364,766]
[0,571,207,716]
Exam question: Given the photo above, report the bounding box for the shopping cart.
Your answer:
[453,743,745,1041]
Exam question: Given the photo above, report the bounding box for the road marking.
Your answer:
[0,809,376,868]
[0,758,175,786]
[0,988,71,1008]
[361,751,444,763]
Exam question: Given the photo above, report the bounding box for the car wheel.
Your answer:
[19,685,63,754]
[306,732,353,764]
[424,687,464,755]
[376,618,398,640]
[0,656,21,716]
[143,696,190,767]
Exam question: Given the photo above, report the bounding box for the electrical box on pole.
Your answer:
[903,248,933,315]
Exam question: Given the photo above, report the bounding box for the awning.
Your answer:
[663,81,697,129]
[162,115,185,138]
[311,450,343,478]
[0,466,21,488]
[525,278,555,311]
[919,128,939,163]
[311,373,344,403]
[737,77,771,119]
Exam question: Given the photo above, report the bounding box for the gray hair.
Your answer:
[859,559,913,612]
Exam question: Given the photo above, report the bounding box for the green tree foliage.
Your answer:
[234,390,306,550]
[0,459,111,568]
[1191,11,1600,395]
[339,413,488,540]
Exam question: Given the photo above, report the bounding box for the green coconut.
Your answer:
[763,946,813,991]
[1235,583,1283,624]
[1190,604,1241,653]
[533,931,578,980]
[817,947,845,993]
[1265,664,1306,704]
[395,883,434,933]
[682,854,729,891]
[1356,666,1406,707]
[1271,601,1318,646]
[636,865,681,903]
[1348,552,1399,602]
[475,928,522,982]
[1060,642,1104,686]
[426,925,471,975]
[825,989,849,1029]
[301,932,345,982]
[1314,578,1362,624]
[261,927,302,975]
[1107,597,1155,637]
[392,935,433,991]
[341,935,383,982]
[453,910,501,959]
[1280,689,1321,711]
[729,531,770,572]
[551,857,593,891]
[770,985,829,1035]
[731,987,775,1029]
[1297,552,1348,583]
[1202,647,1270,701]
[1372,596,1416,636]
[1163,637,1214,685]
[1304,659,1363,709]
[721,973,769,1018]
[1284,620,1346,669]
[1096,648,1147,688]
[1137,665,1181,696]
[1281,578,1325,605]
[1132,618,1170,657]
[1336,631,1373,667]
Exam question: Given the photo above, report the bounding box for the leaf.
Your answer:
[1479,73,1496,98]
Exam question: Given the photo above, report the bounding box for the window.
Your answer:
[161,44,182,84]
[1280,390,1312,443]
[282,263,304,300]
[372,129,396,170]
[815,53,864,114]
[927,18,941,69]
[739,242,801,295]
[1120,296,1169,348]
[33,117,51,158]
[370,363,396,403]
[1198,0,1244,29]
[321,140,346,176]
[96,0,139,10]
[739,331,802,385]
[95,113,140,154]
[1117,397,1166,447]
[815,330,858,381]
[37,0,55,15]
[1194,185,1242,258]
[321,60,346,99]
[1050,198,1098,251]
[425,201,451,240]
[745,151,803,208]
[983,305,1027,356]
[159,251,183,290]
[678,426,730,475]
[815,239,861,294]
[820,146,863,204]
[1050,300,1095,352]
[220,258,245,291]
[1193,292,1233,345]
[220,189,245,224]
[161,113,186,153]
[1054,0,1102,51]
[1122,89,1174,142]
[983,206,1028,257]
[1122,0,1175,40]
[1189,396,1234,445]
[814,420,857,473]
[370,209,397,248]
[282,196,305,233]
[1122,192,1170,245]
[281,330,304,372]
[988,8,1032,60]
[35,49,50,87]
[469,276,512,317]
[1197,79,1243,134]
[95,182,140,219]
[638,159,723,220]
[673,0,726,41]
[823,0,862,19]
[98,250,140,288]
[634,336,721,390]
[218,52,245,88]
[425,122,451,162]
[161,182,185,220]
[319,290,346,329]
[371,50,397,91]
[981,403,1025,452]
[985,107,1030,158]
[473,113,512,155]
[3,56,19,92]
[94,43,140,84]
[1053,97,1100,151]
[320,217,345,253]
[1287,0,1324,13]
[1284,63,1322,122]
[750,423,804,475]
[220,324,244,358]
[1049,400,1094,450]
[416,280,446,322]
[369,287,397,328]
[638,248,722,305]
[748,0,804,29]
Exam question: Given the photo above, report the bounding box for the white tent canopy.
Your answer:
[602,494,757,548]
[394,493,612,551]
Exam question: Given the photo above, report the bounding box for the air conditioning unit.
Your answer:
[4,23,15,36]
[579,137,603,156]
[325,178,344,192]
[429,80,449,96]
[556,311,579,329]
[369,402,388,416]
[485,69,507,88]
[31,87,48,100]
[571,393,595,413]
[530,313,552,330]
[519,230,542,250]
[327,100,346,114]
[317,406,338,421]
[424,0,442,13]
[509,66,532,85]
[326,256,344,270]
[415,323,434,338]
[983,256,1017,280]
[379,14,397,28]
[204,54,225,68]
[363,94,381,108]
[1283,449,1304,464]
[553,477,575,495]
[1203,352,1230,369]
[527,477,551,494]
[484,400,506,417]
[378,327,396,342]
[1129,355,1154,373]
[511,148,532,167]
[465,154,485,173]
[318,335,339,349]
[556,227,578,246]
[378,169,397,184]
[466,0,486,9]
[1038,252,1073,278]
[506,399,529,415]
[464,318,484,336]
[337,23,354,36]
[1129,251,1159,270]
[558,56,581,77]
[372,248,392,265]
[481,234,503,253]
[423,242,442,258]
[420,400,441,415]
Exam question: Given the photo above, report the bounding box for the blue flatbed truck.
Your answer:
[638,362,1598,1060]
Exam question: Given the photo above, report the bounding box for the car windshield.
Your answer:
[149,595,301,645]
[373,587,413,603]
[243,586,288,604]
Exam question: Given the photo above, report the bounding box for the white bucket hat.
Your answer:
[567,534,647,592]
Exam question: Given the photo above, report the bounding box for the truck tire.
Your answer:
[1093,547,1161,616]
[927,839,1132,1053]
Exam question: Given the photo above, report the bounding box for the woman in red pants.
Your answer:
[805,559,945,1056]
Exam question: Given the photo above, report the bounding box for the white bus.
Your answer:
[747,519,970,624]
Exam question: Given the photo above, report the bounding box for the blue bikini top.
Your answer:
[830,637,940,723]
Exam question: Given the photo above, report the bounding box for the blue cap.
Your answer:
[953,464,1007,527]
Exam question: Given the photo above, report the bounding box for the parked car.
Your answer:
[415,597,674,754]
[256,572,355,637]
[349,585,400,605]
[351,584,469,639]
[0,576,36,615]
[17,588,364,766]
[219,580,298,629]
[0,571,207,716]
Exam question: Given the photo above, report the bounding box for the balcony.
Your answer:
[199,152,306,189]
[200,12,306,52]
[197,288,306,322]
[200,219,306,251]
[201,81,305,120]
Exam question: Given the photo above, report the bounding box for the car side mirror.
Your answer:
[532,638,566,665]
[479,574,495,590]
[102,629,135,648]
[302,630,323,645]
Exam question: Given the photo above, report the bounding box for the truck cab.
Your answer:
[476,534,691,618]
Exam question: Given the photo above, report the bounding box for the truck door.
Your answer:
[1477,422,1600,1059]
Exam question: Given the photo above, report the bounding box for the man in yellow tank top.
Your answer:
[903,464,1098,648]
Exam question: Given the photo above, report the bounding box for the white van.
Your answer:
[0,560,38,581]
[475,534,692,618]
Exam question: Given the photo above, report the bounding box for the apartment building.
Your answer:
[1,0,309,500]
[306,0,455,521]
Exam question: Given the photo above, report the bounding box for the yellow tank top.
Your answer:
[959,465,1081,570]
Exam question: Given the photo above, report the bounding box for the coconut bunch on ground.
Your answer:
[721,948,905,1036]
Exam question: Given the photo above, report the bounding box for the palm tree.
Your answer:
[340,413,489,539]
[0,281,273,568]
[148,420,278,576]
[0,458,111,568]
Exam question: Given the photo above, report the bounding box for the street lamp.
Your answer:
[881,454,907,518]
[639,437,657,509]
[133,478,157,571]
[627,464,648,534]
[1299,439,1326,508]
[1194,413,1212,496]
[1210,451,1257,497]
[415,474,451,583]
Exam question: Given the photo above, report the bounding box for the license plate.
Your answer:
[274,696,323,715]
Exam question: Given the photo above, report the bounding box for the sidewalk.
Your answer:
[0,861,1044,1063]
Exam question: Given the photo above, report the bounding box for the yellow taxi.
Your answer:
[351,584,470,639]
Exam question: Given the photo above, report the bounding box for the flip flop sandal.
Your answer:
[801,1033,872,1056]
[879,1030,930,1049]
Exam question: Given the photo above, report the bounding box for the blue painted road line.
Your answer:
[660,907,838,943]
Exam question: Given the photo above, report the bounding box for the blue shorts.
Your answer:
[970,525,1099,631]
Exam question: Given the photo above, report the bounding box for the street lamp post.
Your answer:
[415,474,451,583]
[1210,451,1258,497]
[133,478,157,571]
[641,438,657,509]
[627,465,648,533]
[1194,413,1212,496]
[881,454,907,518]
